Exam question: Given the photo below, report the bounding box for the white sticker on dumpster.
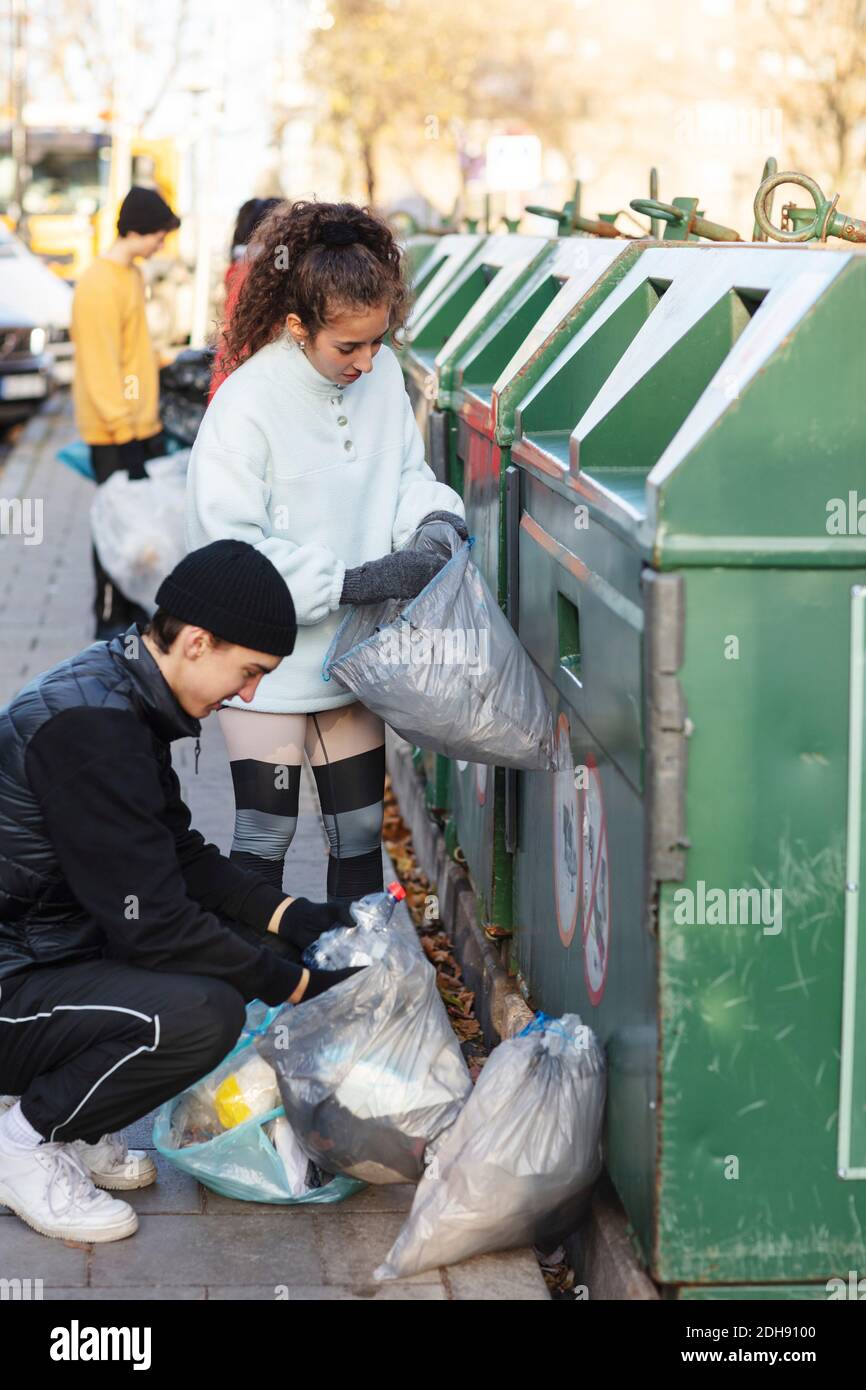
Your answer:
[475,762,488,806]
[581,755,610,1006]
[454,760,487,805]
[553,715,580,947]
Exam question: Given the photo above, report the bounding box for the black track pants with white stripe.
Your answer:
[0,956,248,1145]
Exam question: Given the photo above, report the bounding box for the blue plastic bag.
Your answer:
[56,440,95,481]
[153,1001,366,1205]
[56,435,187,483]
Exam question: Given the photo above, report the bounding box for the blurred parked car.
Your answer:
[0,222,73,421]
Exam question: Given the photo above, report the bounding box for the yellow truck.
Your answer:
[0,127,181,282]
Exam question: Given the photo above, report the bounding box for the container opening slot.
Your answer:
[518,278,669,443]
[574,286,757,475]
[557,592,582,682]
[419,266,490,344]
[464,276,563,389]
[732,285,769,318]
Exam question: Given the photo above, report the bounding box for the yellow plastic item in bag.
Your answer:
[213,1055,280,1129]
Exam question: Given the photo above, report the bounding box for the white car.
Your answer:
[0,222,73,419]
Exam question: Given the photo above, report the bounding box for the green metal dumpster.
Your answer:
[399,231,482,315]
[403,232,552,489]
[393,232,489,811]
[447,236,648,932]
[400,232,441,284]
[509,241,866,1292]
[399,231,554,814]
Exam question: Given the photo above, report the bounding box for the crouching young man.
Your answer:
[0,539,360,1243]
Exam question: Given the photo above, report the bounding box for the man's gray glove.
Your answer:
[418,509,469,542]
[340,550,447,606]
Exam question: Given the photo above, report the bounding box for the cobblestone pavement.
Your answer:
[0,399,549,1301]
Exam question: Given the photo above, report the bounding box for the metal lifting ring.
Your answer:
[753,171,836,243]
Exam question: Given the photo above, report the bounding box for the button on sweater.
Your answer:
[184,334,465,713]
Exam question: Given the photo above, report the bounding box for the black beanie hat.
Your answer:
[155,540,297,657]
[118,186,181,237]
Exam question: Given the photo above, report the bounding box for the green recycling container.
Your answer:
[392,232,490,813]
[509,241,866,1292]
[403,231,555,489]
[400,232,441,283]
[448,236,648,931]
[399,232,555,815]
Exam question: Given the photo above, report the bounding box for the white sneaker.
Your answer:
[0,1141,138,1242]
[70,1131,158,1191]
[0,1095,19,1115]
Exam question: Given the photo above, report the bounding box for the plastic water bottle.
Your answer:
[348,880,406,931]
[302,881,407,969]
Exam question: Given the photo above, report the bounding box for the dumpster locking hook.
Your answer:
[751,156,777,241]
[753,170,866,244]
[629,197,742,242]
[525,179,633,238]
[524,202,637,239]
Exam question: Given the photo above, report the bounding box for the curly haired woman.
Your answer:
[184,199,467,910]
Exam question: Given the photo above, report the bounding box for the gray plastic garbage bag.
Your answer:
[374,1013,606,1281]
[257,925,472,1185]
[322,522,559,771]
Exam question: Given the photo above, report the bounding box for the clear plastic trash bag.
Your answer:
[153,1001,365,1205]
[322,521,560,771]
[257,925,472,1185]
[90,450,190,614]
[374,1013,607,1281]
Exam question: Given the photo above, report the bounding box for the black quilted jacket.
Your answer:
[0,624,299,1004]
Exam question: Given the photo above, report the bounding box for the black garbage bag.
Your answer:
[159,346,215,399]
[159,346,216,446]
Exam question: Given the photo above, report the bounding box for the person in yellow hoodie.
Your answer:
[71,186,181,638]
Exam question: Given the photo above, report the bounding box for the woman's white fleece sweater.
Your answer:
[184,332,464,713]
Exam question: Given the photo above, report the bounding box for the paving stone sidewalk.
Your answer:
[0,399,549,1301]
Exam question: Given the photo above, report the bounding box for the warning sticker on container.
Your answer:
[552,715,580,947]
[581,754,610,1006]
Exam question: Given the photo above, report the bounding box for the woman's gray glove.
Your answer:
[340,550,447,606]
[418,509,469,541]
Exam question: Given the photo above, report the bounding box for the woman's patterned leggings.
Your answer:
[218,702,385,909]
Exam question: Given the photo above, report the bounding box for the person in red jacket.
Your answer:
[209,198,282,401]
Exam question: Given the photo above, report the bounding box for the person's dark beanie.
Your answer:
[155,540,297,656]
[118,186,181,237]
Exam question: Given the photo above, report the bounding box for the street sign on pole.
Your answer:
[485,135,542,193]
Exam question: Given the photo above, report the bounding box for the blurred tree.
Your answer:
[23,0,192,134]
[302,0,582,206]
[759,0,866,191]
